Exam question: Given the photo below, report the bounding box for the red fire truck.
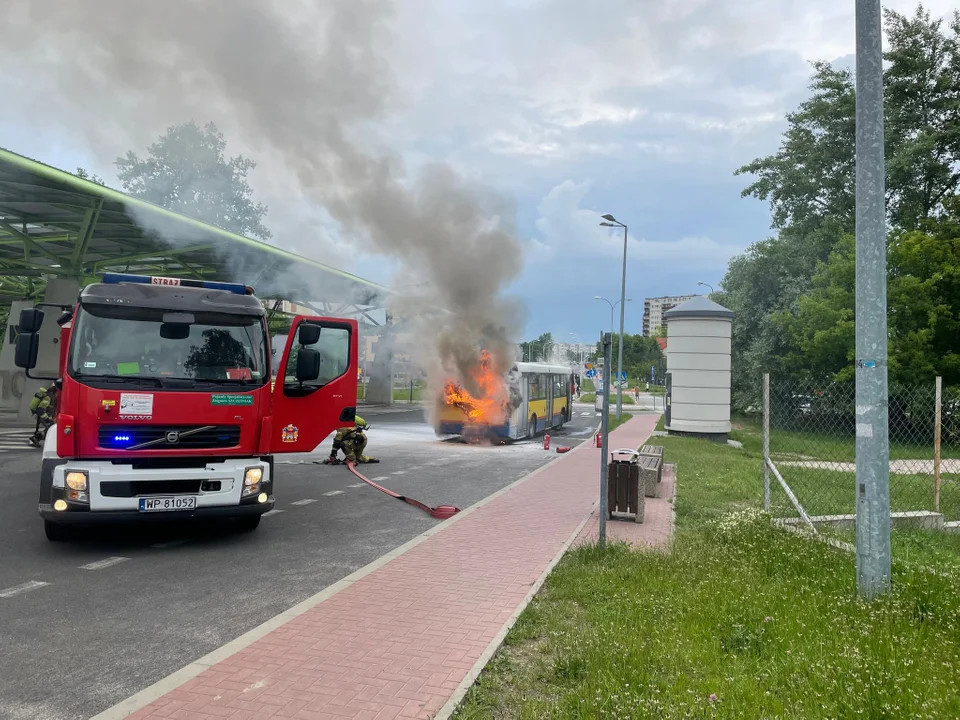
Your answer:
[14,273,358,541]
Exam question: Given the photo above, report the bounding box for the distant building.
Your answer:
[642,295,703,337]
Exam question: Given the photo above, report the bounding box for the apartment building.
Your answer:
[642,294,703,336]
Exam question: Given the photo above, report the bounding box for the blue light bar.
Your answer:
[100,273,252,295]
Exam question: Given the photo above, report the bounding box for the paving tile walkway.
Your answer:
[119,414,660,720]
[577,463,676,549]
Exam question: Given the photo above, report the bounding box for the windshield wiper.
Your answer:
[76,374,165,388]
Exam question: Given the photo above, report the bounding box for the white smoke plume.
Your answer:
[0,0,525,403]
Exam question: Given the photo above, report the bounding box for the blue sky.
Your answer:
[1,0,953,344]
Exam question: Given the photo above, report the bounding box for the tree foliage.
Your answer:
[592,334,664,382]
[723,6,960,403]
[115,121,271,240]
[520,333,553,362]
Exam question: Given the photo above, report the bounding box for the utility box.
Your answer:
[607,452,644,522]
[663,296,734,442]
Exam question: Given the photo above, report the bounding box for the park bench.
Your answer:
[637,445,664,496]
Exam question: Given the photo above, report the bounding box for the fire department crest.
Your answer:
[281,424,299,443]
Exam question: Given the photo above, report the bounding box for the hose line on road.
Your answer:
[345,461,461,520]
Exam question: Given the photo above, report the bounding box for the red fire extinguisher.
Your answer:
[594,431,602,448]
[543,433,550,450]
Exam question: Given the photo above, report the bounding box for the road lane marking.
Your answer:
[391,471,407,476]
[370,476,389,482]
[347,483,366,488]
[323,490,344,497]
[291,498,318,506]
[0,580,49,598]
[80,557,129,571]
[262,509,283,517]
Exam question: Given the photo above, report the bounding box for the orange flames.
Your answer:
[442,350,507,425]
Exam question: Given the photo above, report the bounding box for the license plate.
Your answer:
[138,496,197,512]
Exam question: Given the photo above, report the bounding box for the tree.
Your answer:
[783,196,960,386]
[723,5,960,403]
[115,121,271,240]
[520,333,553,362]
[75,167,105,185]
[592,333,663,381]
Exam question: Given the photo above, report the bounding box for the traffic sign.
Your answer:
[585,368,597,378]
[619,371,627,382]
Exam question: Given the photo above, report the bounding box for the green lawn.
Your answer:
[730,414,960,463]
[455,421,960,720]
[577,392,634,405]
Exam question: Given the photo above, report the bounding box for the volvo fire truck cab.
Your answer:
[14,273,359,541]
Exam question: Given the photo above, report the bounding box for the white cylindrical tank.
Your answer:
[663,297,734,439]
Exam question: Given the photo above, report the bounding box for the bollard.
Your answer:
[595,431,602,448]
[543,433,550,450]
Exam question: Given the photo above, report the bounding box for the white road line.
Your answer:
[80,557,129,571]
[370,476,390,482]
[0,580,49,598]
[391,471,407,476]
[262,509,283,517]
[291,498,318,506]
[151,540,188,549]
[347,483,366,488]
[323,490,344,497]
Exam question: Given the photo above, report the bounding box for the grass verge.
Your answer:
[455,426,960,719]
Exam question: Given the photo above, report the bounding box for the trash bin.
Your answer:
[607,449,644,523]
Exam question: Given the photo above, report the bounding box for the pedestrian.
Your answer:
[29,384,56,447]
[645,381,650,393]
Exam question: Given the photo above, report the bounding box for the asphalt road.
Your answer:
[0,406,599,720]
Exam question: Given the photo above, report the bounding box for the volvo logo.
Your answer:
[165,431,181,444]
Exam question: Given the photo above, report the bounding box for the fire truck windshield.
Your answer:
[69,304,268,388]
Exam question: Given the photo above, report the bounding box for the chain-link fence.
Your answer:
[762,374,960,533]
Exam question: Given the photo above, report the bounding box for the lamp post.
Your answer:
[697,281,714,294]
[594,296,632,335]
[595,212,629,422]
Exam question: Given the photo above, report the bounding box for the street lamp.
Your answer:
[697,281,714,294]
[594,296,632,334]
[600,214,629,419]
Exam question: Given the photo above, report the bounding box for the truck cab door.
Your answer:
[269,316,358,454]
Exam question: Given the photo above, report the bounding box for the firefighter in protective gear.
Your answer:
[29,384,57,448]
[325,416,379,464]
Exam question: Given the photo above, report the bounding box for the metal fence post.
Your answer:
[763,373,771,512]
[599,332,612,550]
[935,376,942,513]
[854,0,892,598]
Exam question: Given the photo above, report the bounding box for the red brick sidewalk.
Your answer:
[577,463,676,549]
[111,414,659,720]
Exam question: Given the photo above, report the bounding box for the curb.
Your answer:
[434,413,642,719]
[90,434,599,719]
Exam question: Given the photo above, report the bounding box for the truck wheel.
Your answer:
[235,515,261,533]
[44,521,69,542]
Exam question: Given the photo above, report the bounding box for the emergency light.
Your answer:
[101,273,253,295]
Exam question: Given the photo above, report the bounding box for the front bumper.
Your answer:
[40,500,274,525]
[39,456,274,526]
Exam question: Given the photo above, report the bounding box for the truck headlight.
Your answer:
[65,471,88,491]
[242,466,264,497]
[243,467,263,486]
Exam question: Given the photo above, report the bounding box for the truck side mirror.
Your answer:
[18,307,44,334]
[298,323,321,346]
[15,333,39,370]
[296,348,321,382]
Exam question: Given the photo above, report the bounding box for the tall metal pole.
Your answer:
[616,225,627,420]
[854,0,891,598]
[599,332,612,549]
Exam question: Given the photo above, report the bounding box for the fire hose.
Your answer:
[345,461,461,520]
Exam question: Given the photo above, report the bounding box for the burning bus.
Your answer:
[437,355,573,440]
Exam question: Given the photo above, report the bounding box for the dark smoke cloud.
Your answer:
[1,0,525,395]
